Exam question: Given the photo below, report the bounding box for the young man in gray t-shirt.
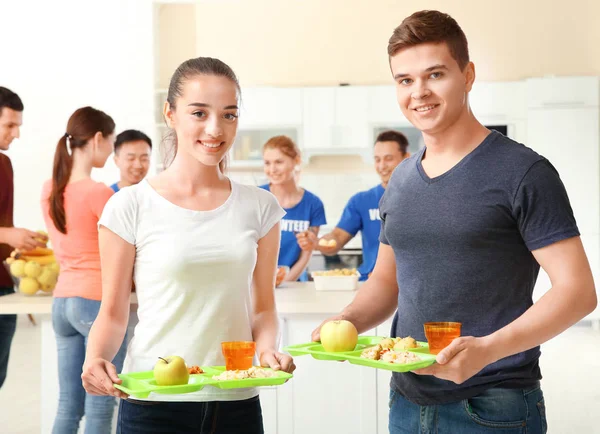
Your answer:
[313,10,597,434]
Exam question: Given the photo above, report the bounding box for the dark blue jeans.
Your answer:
[389,384,547,433]
[117,396,264,434]
[0,286,16,390]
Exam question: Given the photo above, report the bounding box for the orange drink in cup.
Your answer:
[423,322,462,355]
[221,341,256,370]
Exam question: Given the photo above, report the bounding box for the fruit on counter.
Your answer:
[37,267,58,292]
[153,356,190,386]
[319,320,359,352]
[19,254,56,265]
[19,277,40,295]
[21,247,53,257]
[35,230,48,245]
[24,261,43,279]
[9,259,27,277]
[48,262,60,273]
[6,246,60,295]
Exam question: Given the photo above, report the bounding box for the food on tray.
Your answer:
[318,238,337,247]
[319,320,358,352]
[188,365,204,374]
[153,356,190,386]
[393,337,418,351]
[380,351,421,364]
[312,268,359,277]
[212,366,276,381]
[360,336,420,363]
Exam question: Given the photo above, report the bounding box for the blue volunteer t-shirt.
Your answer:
[337,184,384,280]
[259,184,327,281]
[109,182,120,193]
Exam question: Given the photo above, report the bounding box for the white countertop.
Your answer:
[0,282,358,316]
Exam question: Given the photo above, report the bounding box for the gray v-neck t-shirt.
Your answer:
[380,130,579,405]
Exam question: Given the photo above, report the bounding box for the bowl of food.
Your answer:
[311,268,360,291]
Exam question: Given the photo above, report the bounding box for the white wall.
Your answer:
[0,0,155,232]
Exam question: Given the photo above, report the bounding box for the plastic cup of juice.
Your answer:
[423,322,462,355]
[221,341,256,371]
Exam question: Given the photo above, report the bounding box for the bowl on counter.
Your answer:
[311,268,360,291]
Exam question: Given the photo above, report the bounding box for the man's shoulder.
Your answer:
[485,132,545,169]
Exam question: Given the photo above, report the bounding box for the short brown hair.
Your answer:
[376,130,409,155]
[388,10,470,70]
[263,135,300,160]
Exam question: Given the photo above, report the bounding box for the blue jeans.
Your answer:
[52,297,128,434]
[0,286,17,390]
[117,396,264,434]
[389,384,547,434]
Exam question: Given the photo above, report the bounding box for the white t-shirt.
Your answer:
[98,179,285,402]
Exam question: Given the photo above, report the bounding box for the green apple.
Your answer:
[153,356,189,386]
[320,320,358,352]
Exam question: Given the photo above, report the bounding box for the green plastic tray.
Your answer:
[283,336,384,361]
[114,366,293,398]
[283,336,435,373]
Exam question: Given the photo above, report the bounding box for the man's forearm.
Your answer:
[341,277,399,333]
[0,227,9,244]
[485,281,597,363]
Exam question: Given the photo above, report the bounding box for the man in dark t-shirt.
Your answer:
[313,11,597,434]
[0,87,46,389]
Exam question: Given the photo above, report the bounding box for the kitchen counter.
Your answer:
[0,282,358,315]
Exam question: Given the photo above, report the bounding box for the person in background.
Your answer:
[0,87,47,390]
[312,10,596,433]
[298,130,410,280]
[109,129,152,193]
[260,135,326,282]
[81,57,295,434]
[40,106,127,434]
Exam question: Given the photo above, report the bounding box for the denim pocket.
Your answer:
[536,398,548,433]
[462,388,527,430]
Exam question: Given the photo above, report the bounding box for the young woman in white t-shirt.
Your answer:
[81,57,295,434]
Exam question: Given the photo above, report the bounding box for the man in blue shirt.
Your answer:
[109,129,152,193]
[300,130,409,280]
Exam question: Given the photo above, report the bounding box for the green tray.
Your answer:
[114,366,293,398]
[283,336,385,361]
[283,336,435,373]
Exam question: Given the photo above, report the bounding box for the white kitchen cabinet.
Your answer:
[260,387,279,434]
[527,76,599,109]
[284,316,378,434]
[302,86,372,160]
[375,316,396,434]
[239,87,303,128]
[367,85,401,125]
[526,106,600,236]
[302,87,336,150]
[469,81,527,120]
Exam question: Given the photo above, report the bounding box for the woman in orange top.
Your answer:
[40,107,127,434]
